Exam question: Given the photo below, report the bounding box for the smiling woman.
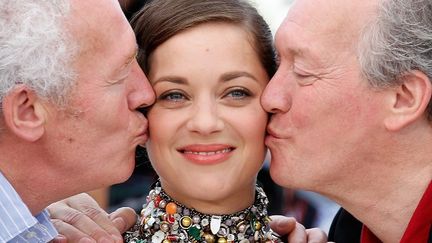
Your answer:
[118,0,282,242]
[145,22,269,204]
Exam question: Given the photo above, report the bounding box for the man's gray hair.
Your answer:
[0,0,77,113]
[359,0,432,118]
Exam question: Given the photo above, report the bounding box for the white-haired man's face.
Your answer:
[43,0,155,193]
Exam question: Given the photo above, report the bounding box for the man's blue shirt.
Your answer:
[0,171,58,242]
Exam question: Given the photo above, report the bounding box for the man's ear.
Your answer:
[384,70,432,131]
[2,85,47,141]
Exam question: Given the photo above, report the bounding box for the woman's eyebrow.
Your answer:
[152,75,188,85]
[220,71,258,82]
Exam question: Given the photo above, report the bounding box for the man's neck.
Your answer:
[337,168,431,242]
[1,167,49,214]
[0,146,55,215]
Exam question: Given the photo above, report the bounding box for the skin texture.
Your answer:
[261,0,382,193]
[146,22,269,214]
[262,0,432,241]
[44,0,154,188]
[0,0,154,215]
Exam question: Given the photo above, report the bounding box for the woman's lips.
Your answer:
[177,144,235,165]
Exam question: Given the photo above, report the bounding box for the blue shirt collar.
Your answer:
[0,171,58,242]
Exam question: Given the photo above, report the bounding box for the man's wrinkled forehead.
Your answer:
[66,0,128,53]
[67,0,125,37]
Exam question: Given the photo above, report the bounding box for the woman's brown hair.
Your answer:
[131,0,276,77]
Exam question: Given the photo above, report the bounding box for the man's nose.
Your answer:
[128,62,155,110]
[261,70,292,114]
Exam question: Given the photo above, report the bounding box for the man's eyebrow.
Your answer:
[276,34,309,58]
[125,45,138,66]
[220,71,259,82]
[111,45,138,80]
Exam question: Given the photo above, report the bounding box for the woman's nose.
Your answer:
[186,101,224,135]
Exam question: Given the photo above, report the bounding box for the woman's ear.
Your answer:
[2,85,47,141]
[384,70,432,131]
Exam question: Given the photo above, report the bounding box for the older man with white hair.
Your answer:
[0,0,154,242]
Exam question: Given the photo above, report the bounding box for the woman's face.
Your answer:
[146,22,269,213]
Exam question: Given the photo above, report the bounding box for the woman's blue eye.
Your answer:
[160,92,185,101]
[226,89,250,99]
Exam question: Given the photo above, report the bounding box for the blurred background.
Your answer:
[250,0,293,34]
[89,0,340,234]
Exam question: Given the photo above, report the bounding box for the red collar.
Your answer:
[361,181,432,243]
